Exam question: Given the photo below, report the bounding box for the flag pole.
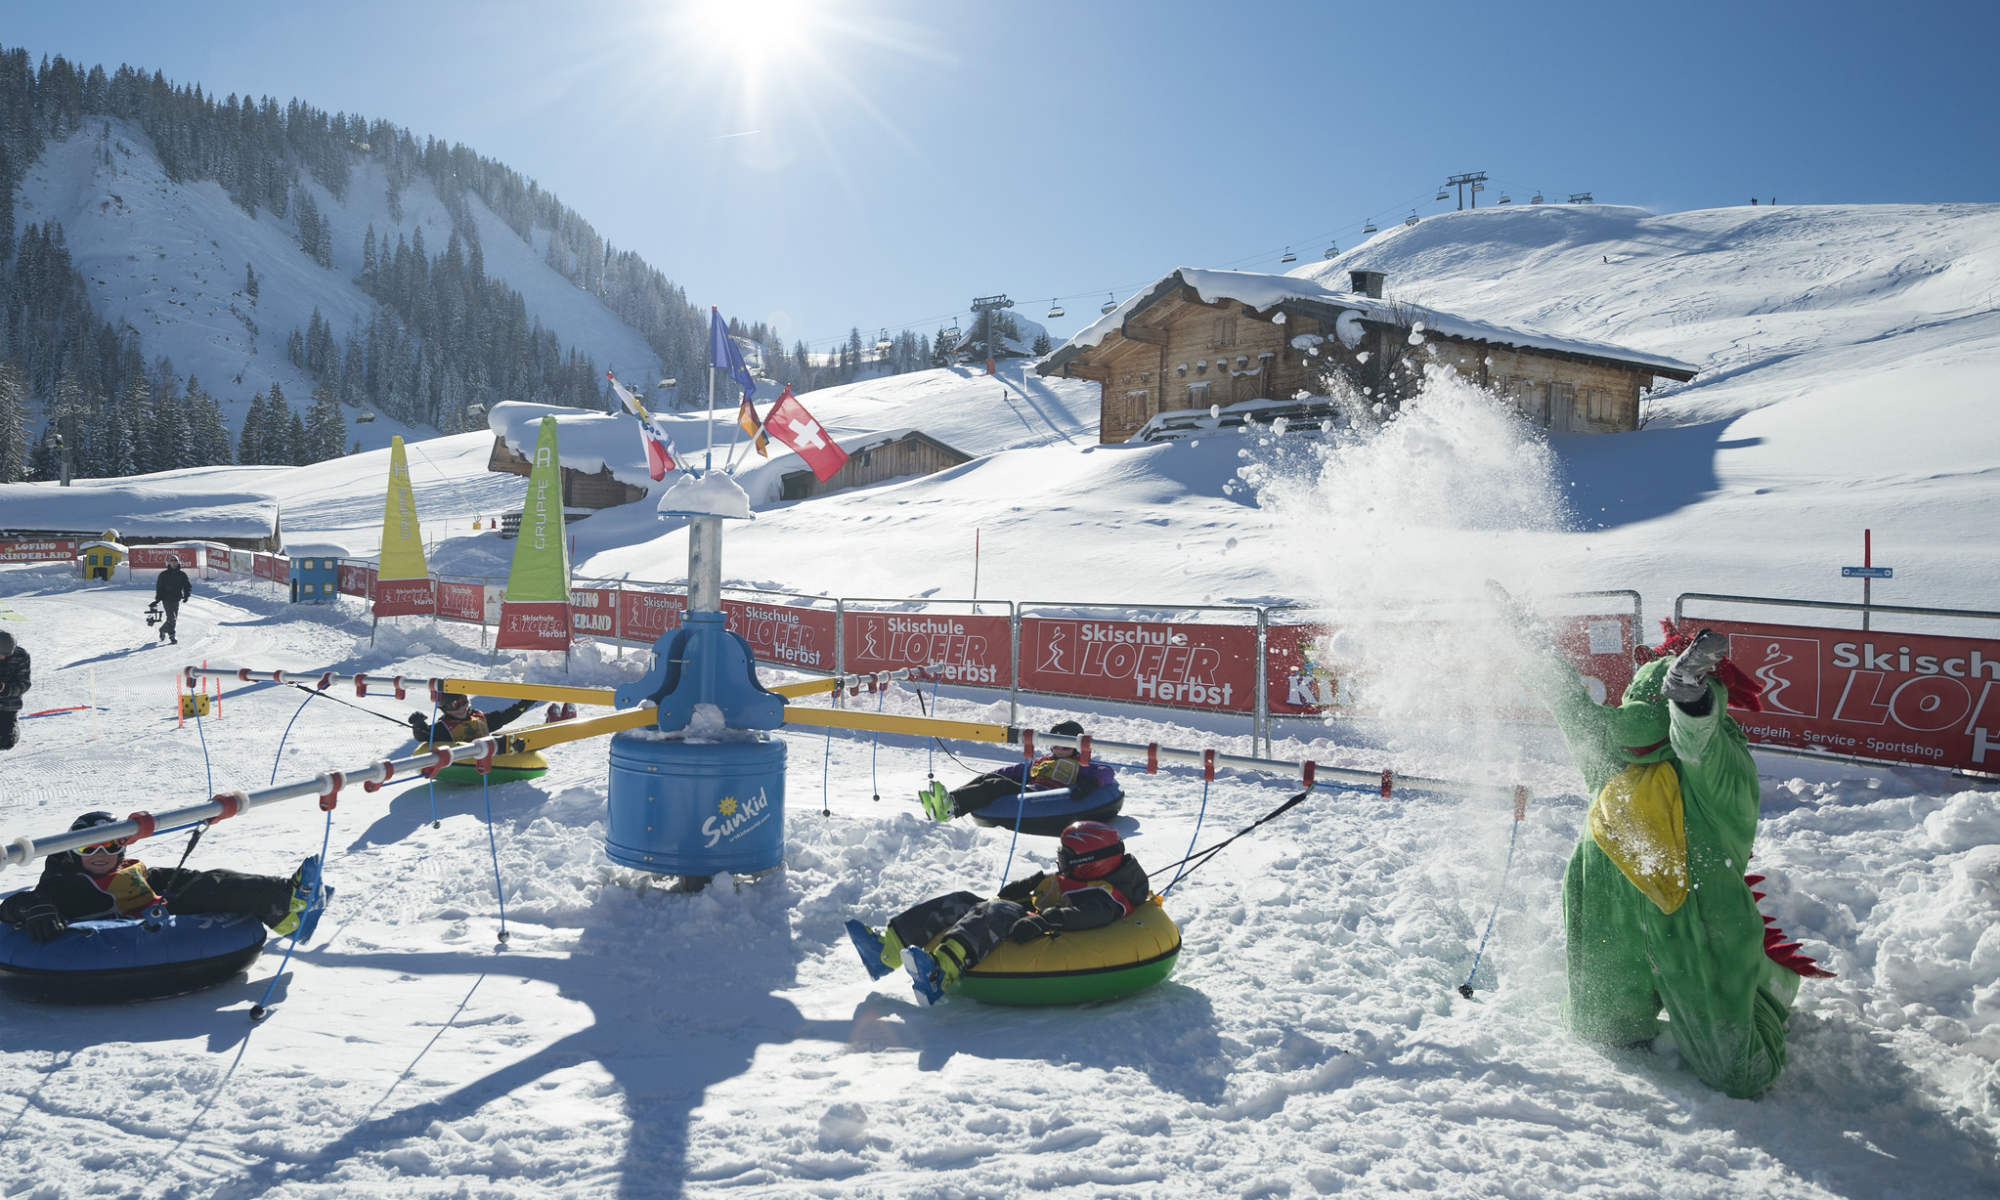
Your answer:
[705,316,717,474]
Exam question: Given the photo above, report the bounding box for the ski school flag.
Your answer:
[763,387,849,481]
[737,396,769,457]
[709,308,756,405]
[373,435,436,617]
[608,372,680,481]
[496,416,572,652]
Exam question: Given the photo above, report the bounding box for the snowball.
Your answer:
[1334,310,1366,348]
[1272,312,1287,324]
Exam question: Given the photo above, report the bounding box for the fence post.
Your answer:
[834,598,845,679]
[614,574,626,661]
[1008,601,1021,728]
[1256,606,1270,758]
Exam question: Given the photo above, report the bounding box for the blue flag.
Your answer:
[709,308,756,405]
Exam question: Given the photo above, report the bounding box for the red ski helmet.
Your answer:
[1058,821,1124,881]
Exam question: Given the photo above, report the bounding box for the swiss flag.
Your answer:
[763,388,848,481]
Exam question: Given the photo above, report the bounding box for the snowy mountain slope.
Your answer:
[12,118,663,446]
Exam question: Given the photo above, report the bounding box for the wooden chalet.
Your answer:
[779,430,971,501]
[486,436,647,509]
[1038,268,1698,442]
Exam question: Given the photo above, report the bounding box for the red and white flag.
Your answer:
[608,373,680,481]
[763,387,848,481]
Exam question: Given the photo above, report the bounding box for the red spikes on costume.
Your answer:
[1746,871,1837,979]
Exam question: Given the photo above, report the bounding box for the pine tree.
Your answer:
[238,390,266,463]
[0,360,27,483]
[306,385,345,462]
[284,405,308,465]
[1032,331,1053,356]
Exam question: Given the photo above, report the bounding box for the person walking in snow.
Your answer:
[408,690,539,745]
[0,630,29,751]
[154,555,193,644]
[846,820,1149,1004]
[0,812,331,948]
[917,719,1118,822]
[1495,584,1830,1099]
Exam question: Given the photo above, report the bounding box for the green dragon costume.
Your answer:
[1530,623,1831,1099]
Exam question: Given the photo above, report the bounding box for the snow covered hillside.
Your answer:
[0,200,1994,1198]
[13,118,663,447]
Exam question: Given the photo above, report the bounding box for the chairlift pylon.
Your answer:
[1100,293,1117,315]
[1280,247,1296,264]
[1046,298,1065,319]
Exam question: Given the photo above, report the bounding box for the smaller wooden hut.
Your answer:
[779,430,971,501]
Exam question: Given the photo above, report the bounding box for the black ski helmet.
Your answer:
[70,811,118,833]
[0,630,14,656]
[439,691,470,712]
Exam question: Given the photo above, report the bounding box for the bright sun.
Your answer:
[675,0,817,79]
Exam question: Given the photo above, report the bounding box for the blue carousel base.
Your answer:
[605,731,787,875]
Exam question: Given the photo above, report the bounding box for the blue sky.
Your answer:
[7,0,1996,354]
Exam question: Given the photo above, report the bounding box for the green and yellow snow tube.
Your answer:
[937,896,1180,1006]
[418,742,551,785]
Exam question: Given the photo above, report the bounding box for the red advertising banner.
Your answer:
[338,563,375,597]
[618,588,686,643]
[1264,613,1637,718]
[1698,618,2000,774]
[435,581,486,623]
[0,539,80,563]
[126,546,179,570]
[1019,615,1257,713]
[252,554,287,582]
[843,610,1013,687]
[722,599,838,671]
[373,578,436,617]
[570,587,619,639]
[496,600,572,651]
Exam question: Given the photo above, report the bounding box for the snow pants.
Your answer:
[159,599,181,642]
[888,892,1028,973]
[1563,837,1800,1099]
[149,868,292,927]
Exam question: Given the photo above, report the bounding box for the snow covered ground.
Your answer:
[1,201,1997,1198]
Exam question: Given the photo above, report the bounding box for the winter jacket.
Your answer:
[0,645,29,712]
[413,698,538,745]
[155,564,192,606]
[999,855,1151,935]
[994,755,1118,800]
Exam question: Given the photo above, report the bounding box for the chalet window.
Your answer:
[1185,380,1212,408]
[1210,316,1237,349]
[1550,382,1576,430]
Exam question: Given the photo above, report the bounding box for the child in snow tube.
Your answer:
[408,691,551,782]
[1510,604,1832,1099]
[918,720,1121,832]
[847,820,1157,1005]
[0,812,331,951]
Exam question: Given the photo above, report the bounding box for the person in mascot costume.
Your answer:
[1501,589,1831,1099]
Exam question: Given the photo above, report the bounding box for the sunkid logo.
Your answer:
[701,788,771,848]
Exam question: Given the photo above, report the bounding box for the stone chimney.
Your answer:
[1348,270,1385,299]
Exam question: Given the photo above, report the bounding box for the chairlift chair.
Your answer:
[1100,294,1118,315]
[1046,298,1065,319]
[1435,187,1450,201]
[356,409,376,424]
[1280,247,1296,264]
[875,328,893,353]
[944,323,961,341]
[1362,219,1378,234]
[1404,211,1420,227]
[1322,242,1339,259]
[1498,193,1512,205]
[1531,191,1544,204]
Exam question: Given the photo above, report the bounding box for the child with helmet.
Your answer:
[407,691,539,745]
[0,812,331,948]
[917,719,1119,822]
[847,820,1150,1004]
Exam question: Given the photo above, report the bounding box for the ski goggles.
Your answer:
[77,841,126,855]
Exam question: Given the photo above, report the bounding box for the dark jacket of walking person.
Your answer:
[0,630,28,750]
[154,557,193,644]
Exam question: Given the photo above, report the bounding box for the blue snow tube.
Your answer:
[969,781,1126,837]
[0,902,267,1004]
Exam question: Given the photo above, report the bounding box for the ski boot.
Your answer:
[275,855,328,940]
[918,781,953,822]
[902,937,968,1005]
[845,919,901,980]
